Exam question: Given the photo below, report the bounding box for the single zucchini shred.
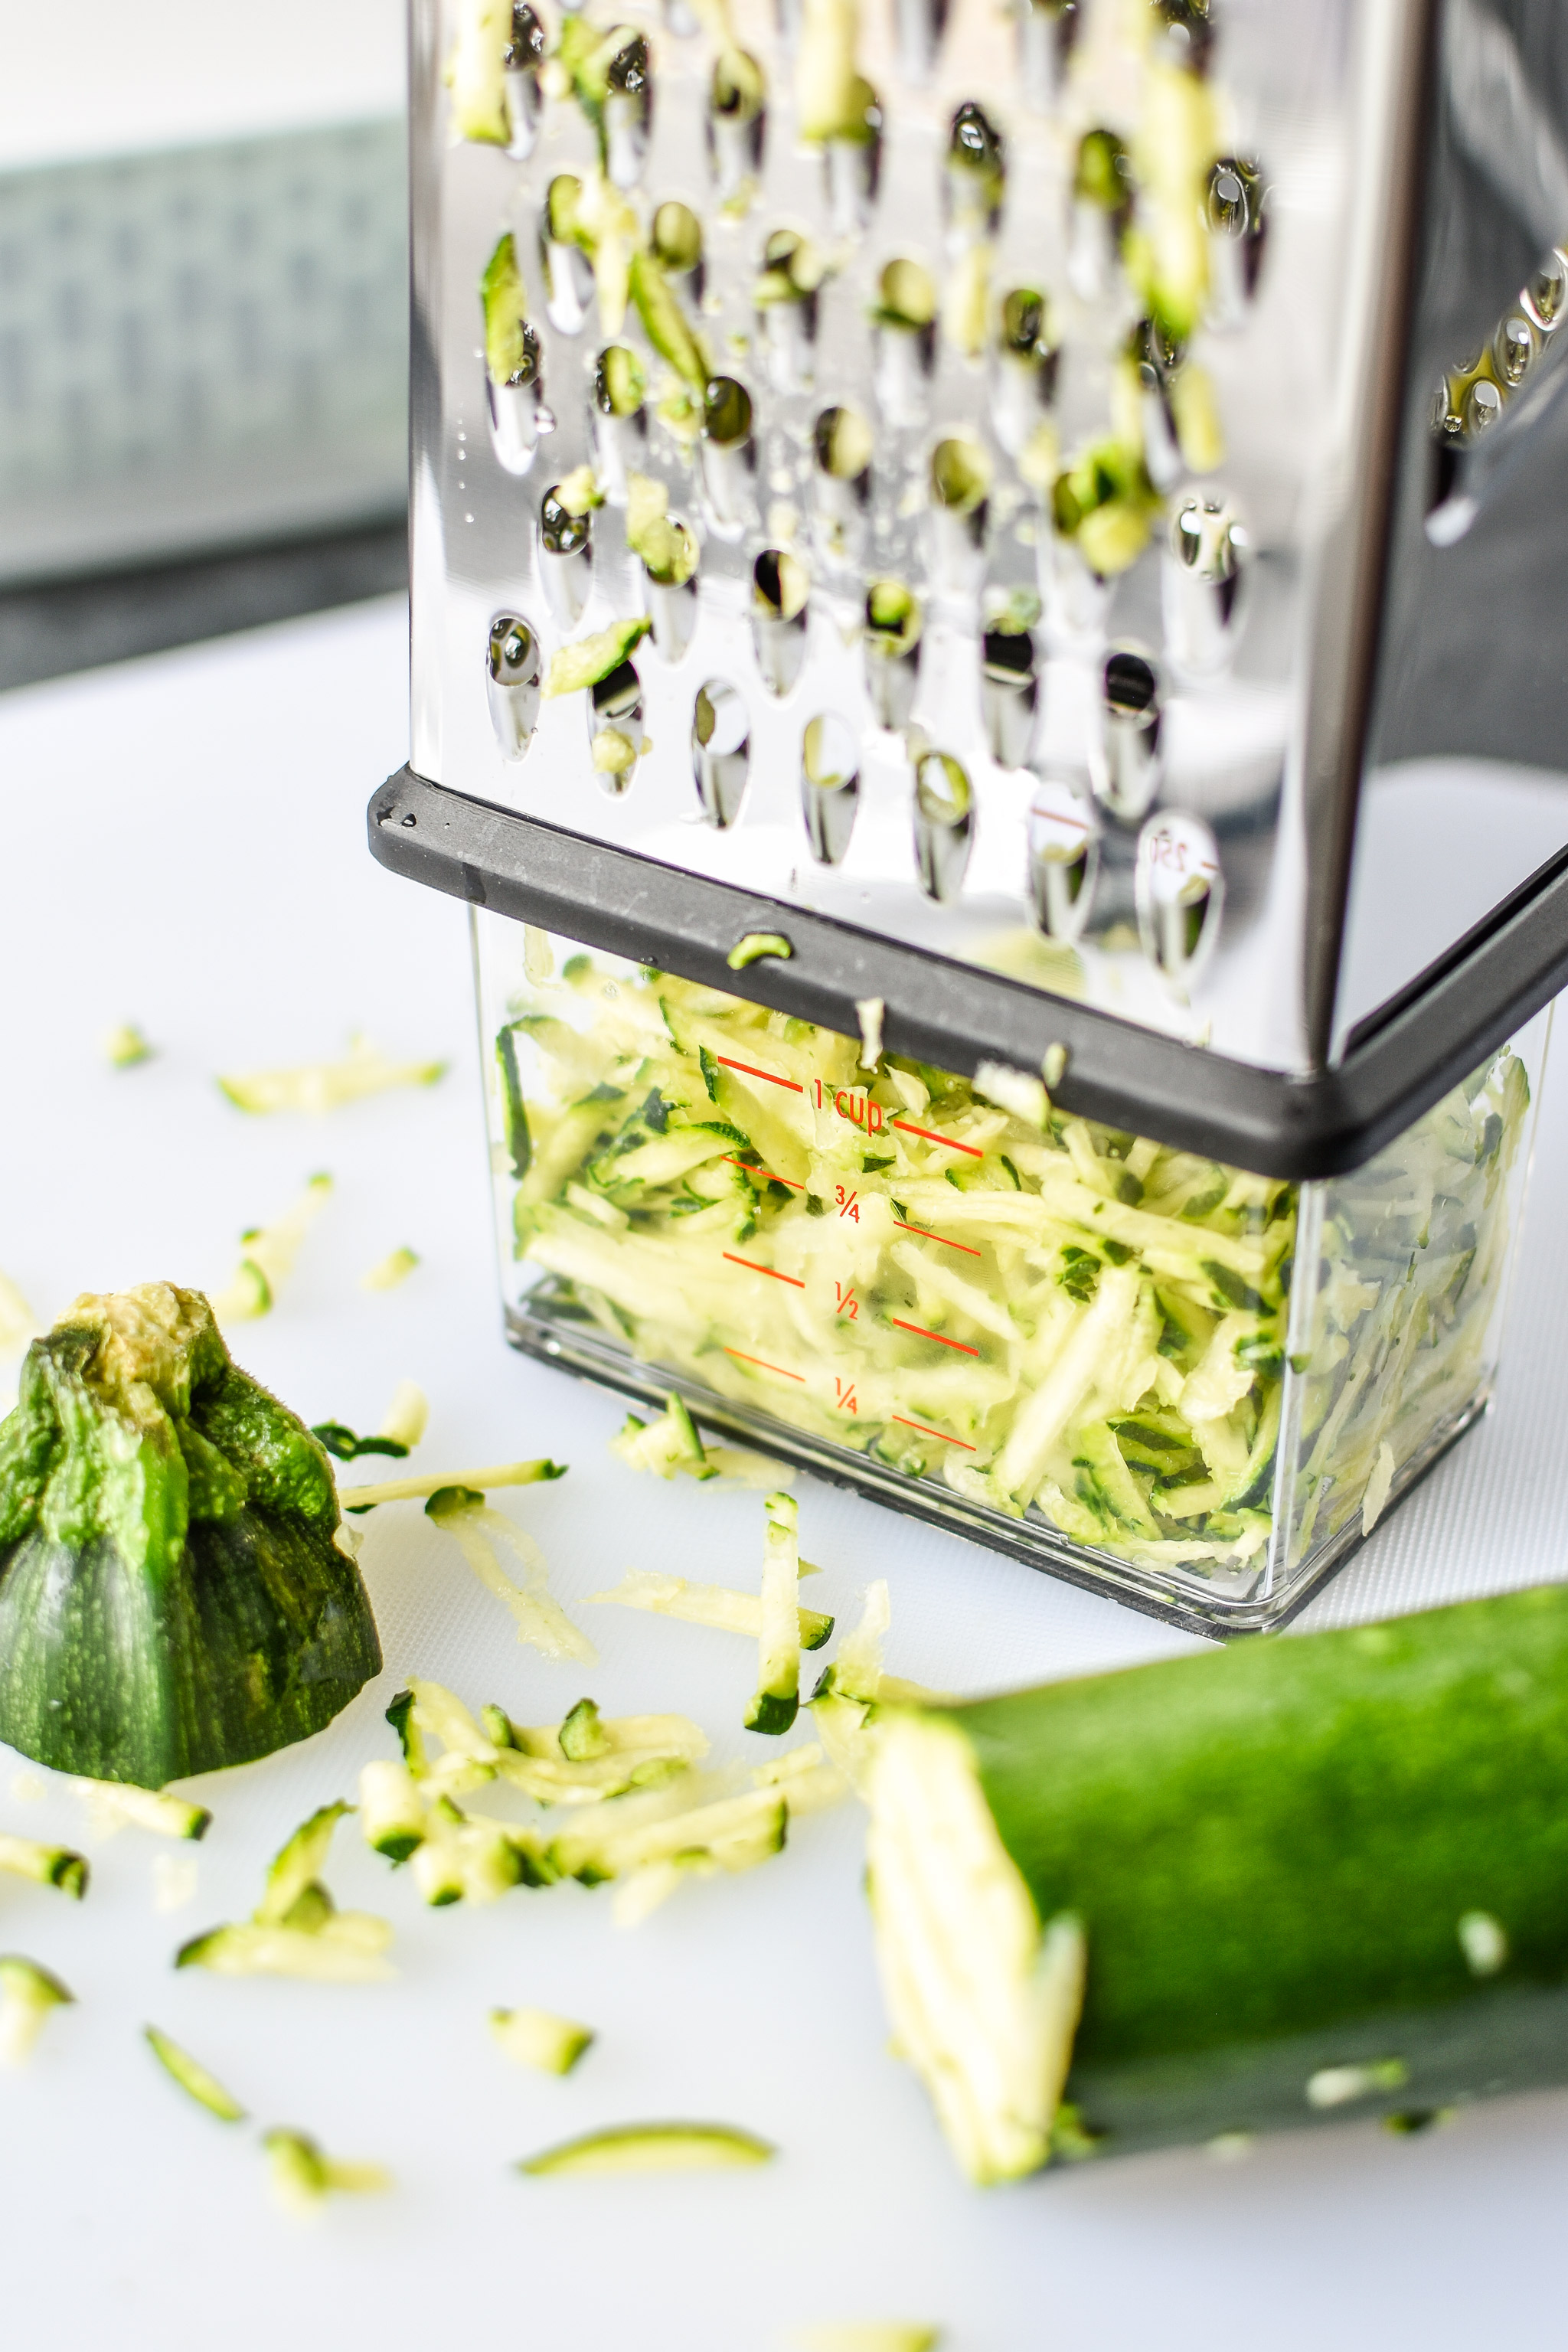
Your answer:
[178,1801,394,1981]
[263,2127,391,2212]
[0,1955,74,2063]
[144,2024,247,2121]
[491,2004,596,2075]
[0,1285,381,1785]
[516,2121,775,2176]
[497,956,1530,1595]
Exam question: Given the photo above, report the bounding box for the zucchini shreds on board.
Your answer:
[491,2005,596,2075]
[177,1801,394,1981]
[746,1491,803,1734]
[587,1566,833,1649]
[0,1955,74,2063]
[144,2025,247,2121]
[516,2122,775,2177]
[263,2128,392,2213]
[423,1488,596,1661]
[338,1457,566,1510]
[74,1782,211,1842]
[0,1834,89,1900]
[217,1035,447,1116]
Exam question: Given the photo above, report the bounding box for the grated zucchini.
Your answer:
[746,1491,802,1734]
[517,2121,775,2175]
[338,1457,565,1509]
[0,1834,88,1899]
[425,1488,595,1660]
[491,2005,596,2074]
[0,1955,74,2063]
[217,1037,446,1116]
[144,2024,247,2120]
[263,2128,391,2212]
[74,1782,211,1841]
[589,1566,832,1648]
[178,1802,394,1979]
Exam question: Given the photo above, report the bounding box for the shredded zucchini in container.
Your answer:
[493,953,1532,1602]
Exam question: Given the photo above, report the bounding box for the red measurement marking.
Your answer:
[890,1119,984,1158]
[892,1415,977,1452]
[893,1215,982,1259]
[889,1317,980,1357]
[835,1280,859,1321]
[722,1155,804,1190]
[724,1346,805,1382]
[836,1186,860,1222]
[724,1252,805,1289]
[835,1377,859,1415]
[716,1056,803,1093]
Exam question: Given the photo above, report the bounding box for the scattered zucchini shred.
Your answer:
[0,1955,74,2063]
[516,2122,776,2177]
[263,2128,392,2214]
[217,1035,447,1116]
[177,1801,394,1981]
[727,933,794,971]
[423,1488,595,1660]
[791,2331,942,2352]
[490,2005,596,2075]
[543,616,652,699]
[444,0,511,143]
[312,1423,407,1465]
[103,1021,154,1069]
[610,1395,786,1488]
[0,1834,89,1900]
[587,1566,833,1649]
[74,1782,211,1842]
[810,1582,950,1787]
[0,1272,38,1357]
[338,1456,565,1511]
[0,1284,381,1784]
[211,1173,334,1323]
[360,1246,420,1293]
[379,1380,429,1451]
[144,2024,247,2121]
[745,1492,803,1735]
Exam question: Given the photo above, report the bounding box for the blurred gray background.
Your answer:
[0,0,409,687]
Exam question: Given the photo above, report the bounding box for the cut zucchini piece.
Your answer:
[867,1581,1568,2180]
[263,2128,392,2212]
[611,1394,712,1481]
[338,1456,566,1509]
[491,2005,596,2075]
[217,1039,446,1116]
[144,2024,247,2120]
[74,1781,211,1842]
[446,0,511,142]
[746,1491,802,1735]
[559,1697,610,1761]
[425,1489,596,1661]
[0,1955,74,2063]
[0,1834,88,1898]
[517,2121,776,2176]
[588,1567,832,1649]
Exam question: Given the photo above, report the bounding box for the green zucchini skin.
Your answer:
[956,1583,1568,2155]
[0,1288,381,1785]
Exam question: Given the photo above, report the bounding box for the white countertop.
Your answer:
[2,597,1566,2350]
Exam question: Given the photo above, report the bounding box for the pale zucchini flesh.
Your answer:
[145,2024,247,2121]
[517,2121,775,2175]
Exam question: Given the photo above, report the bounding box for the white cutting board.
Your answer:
[2,600,1566,2350]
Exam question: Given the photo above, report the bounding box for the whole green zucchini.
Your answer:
[0,1284,381,1785]
[865,1583,1568,2181]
